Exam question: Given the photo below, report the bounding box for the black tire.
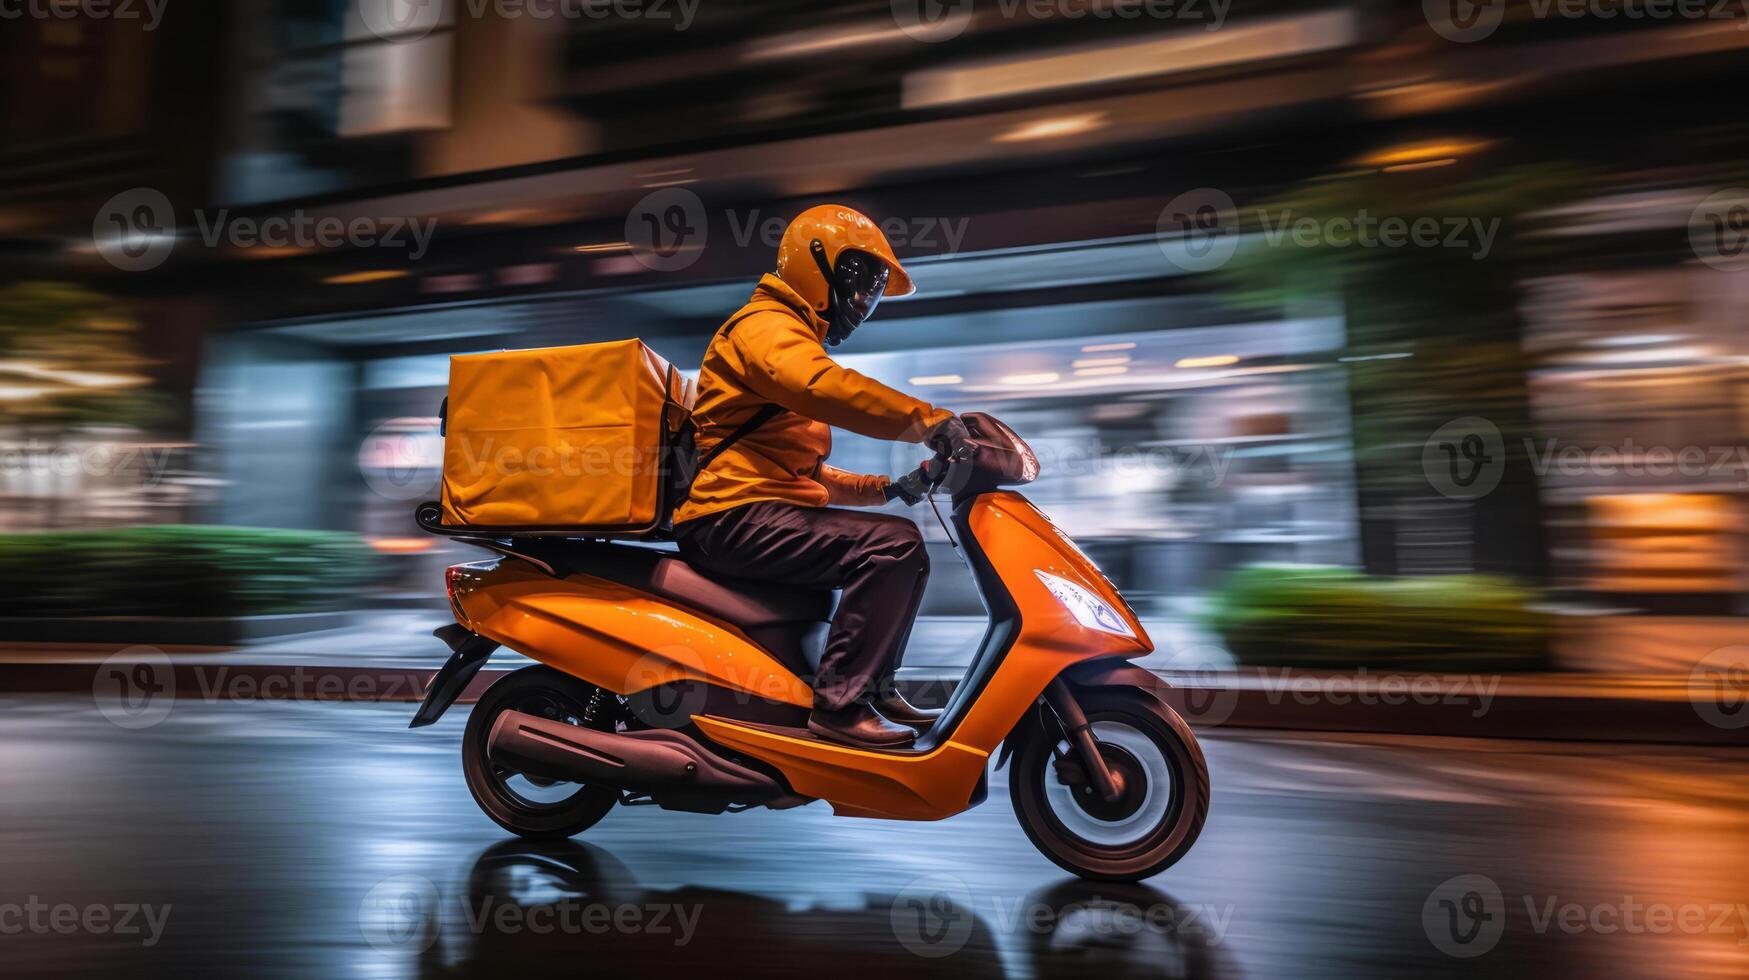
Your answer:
[462,666,619,840]
[1010,687,1209,882]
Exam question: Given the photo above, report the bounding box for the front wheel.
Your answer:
[1010,687,1209,882]
[462,666,619,840]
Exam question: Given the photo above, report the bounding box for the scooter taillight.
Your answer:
[444,565,469,623]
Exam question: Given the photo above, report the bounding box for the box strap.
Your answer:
[695,402,785,473]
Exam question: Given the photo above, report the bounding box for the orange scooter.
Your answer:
[410,413,1208,881]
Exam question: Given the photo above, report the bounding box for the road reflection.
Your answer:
[410,840,1233,979]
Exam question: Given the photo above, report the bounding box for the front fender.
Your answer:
[995,657,1172,769]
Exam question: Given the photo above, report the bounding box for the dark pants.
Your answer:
[675,501,929,711]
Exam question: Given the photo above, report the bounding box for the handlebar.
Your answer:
[919,443,974,494]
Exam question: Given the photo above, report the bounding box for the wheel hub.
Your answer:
[1063,742,1147,823]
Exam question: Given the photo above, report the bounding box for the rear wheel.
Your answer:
[462,666,618,840]
[1010,687,1208,882]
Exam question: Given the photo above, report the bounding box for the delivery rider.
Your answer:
[673,204,969,749]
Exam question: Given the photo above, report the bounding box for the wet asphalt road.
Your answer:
[2,695,1746,979]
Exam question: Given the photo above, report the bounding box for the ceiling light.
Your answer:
[1176,355,1240,369]
[1337,352,1413,362]
[1000,372,1060,385]
[322,270,408,285]
[1072,356,1130,369]
[1081,342,1137,353]
[909,374,963,386]
[1074,366,1129,377]
[1359,139,1492,169]
[994,114,1107,143]
[573,242,631,254]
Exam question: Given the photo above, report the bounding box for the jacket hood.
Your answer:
[753,273,829,342]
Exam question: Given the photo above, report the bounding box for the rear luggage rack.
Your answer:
[414,501,673,542]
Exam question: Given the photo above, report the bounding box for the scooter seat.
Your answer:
[647,554,835,628]
[490,538,833,628]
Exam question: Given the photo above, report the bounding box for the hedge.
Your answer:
[0,526,381,619]
[1204,564,1551,671]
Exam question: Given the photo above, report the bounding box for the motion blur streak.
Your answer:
[2,1,1748,977]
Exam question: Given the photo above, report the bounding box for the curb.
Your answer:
[10,661,1745,745]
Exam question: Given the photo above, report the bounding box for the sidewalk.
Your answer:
[4,611,1744,746]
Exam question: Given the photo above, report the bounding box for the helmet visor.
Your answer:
[834,249,890,328]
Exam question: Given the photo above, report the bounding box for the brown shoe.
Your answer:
[808,703,916,749]
[873,691,941,732]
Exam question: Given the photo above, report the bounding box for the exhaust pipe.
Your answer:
[487,710,790,811]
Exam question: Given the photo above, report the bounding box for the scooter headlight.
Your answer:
[1033,569,1135,639]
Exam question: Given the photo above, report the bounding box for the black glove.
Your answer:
[885,467,932,506]
[926,415,971,456]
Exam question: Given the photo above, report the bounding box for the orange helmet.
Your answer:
[775,205,916,342]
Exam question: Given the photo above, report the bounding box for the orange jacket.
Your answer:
[674,274,952,524]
